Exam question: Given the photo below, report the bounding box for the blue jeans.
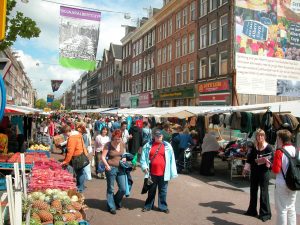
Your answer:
[75,168,86,193]
[105,166,126,211]
[144,175,168,211]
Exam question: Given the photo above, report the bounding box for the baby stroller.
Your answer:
[177,145,193,174]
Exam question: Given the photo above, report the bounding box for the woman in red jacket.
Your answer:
[272,129,297,225]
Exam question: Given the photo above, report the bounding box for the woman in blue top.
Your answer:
[142,121,152,146]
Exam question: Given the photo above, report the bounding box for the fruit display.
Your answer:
[0,154,12,162]
[28,144,50,151]
[28,161,76,191]
[23,189,86,225]
[6,152,49,164]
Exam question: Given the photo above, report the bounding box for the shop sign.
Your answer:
[154,88,194,100]
[198,80,230,93]
[139,92,152,107]
[120,92,131,108]
[199,93,231,106]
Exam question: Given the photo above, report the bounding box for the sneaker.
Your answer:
[97,173,102,178]
[160,209,170,214]
[110,209,116,215]
[142,208,151,212]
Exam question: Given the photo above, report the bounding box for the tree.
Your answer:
[0,0,41,50]
[35,98,46,109]
[51,100,61,110]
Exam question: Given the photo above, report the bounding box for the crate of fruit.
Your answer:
[26,149,51,158]
[0,162,33,170]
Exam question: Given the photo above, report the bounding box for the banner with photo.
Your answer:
[277,79,300,97]
[51,80,63,92]
[59,6,101,71]
[235,0,300,95]
[47,94,54,104]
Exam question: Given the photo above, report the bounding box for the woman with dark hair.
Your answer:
[243,129,273,222]
[94,127,110,178]
[101,129,127,215]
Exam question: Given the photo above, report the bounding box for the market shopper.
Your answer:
[200,131,220,176]
[128,120,143,167]
[161,123,172,143]
[61,125,88,193]
[140,129,178,213]
[142,121,152,146]
[120,121,130,150]
[101,129,127,215]
[94,127,110,179]
[272,129,298,225]
[243,129,273,222]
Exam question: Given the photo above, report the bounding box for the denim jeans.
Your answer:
[75,167,86,193]
[105,166,126,211]
[144,175,168,211]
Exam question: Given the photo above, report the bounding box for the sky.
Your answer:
[12,0,162,100]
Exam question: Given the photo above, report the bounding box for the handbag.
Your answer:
[141,143,162,194]
[71,137,89,170]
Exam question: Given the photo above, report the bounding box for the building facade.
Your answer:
[87,65,100,109]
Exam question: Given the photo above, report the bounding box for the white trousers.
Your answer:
[275,183,297,225]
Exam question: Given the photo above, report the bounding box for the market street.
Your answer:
[53,153,300,225]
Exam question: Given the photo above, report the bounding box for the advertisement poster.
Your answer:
[277,79,300,96]
[47,94,54,103]
[51,80,63,92]
[235,0,300,96]
[59,6,101,71]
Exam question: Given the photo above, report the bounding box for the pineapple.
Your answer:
[74,211,82,220]
[38,210,53,222]
[51,199,63,212]
[63,213,76,222]
[31,212,41,223]
[71,201,82,211]
[54,222,65,225]
[49,207,57,215]
[67,221,79,225]
[62,197,71,207]
[32,200,49,210]
[64,205,75,211]
[54,214,64,222]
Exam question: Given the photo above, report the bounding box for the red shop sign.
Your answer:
[139,92,152,107]
[198,80,230,93]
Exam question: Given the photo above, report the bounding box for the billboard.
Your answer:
[47,94,54,103]
[235,0,300,96]
[59,6,101,71]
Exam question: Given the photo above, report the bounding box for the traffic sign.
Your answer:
[0,0,7,41]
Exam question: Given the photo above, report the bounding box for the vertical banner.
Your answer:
[51,80,63,92]
[47,94,54,104]
[59,6,101,71]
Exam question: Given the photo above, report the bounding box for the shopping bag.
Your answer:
[132,153,138,166]
[91,158,95,167]
[83,163,92,181]
[141,176,153,194]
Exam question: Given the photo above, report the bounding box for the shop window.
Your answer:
[209,20,217,45]
[189,33,195,53]
[183,6,188,26]
[175,66,181,85]
[176,39,181,58]
[189,61,194,82]
[200,0,207,17]
[182,35,188,56]
[168,18,172,36]
[210,0,217,11]
[167,69,171,87]
[182,64,187,84]
[199,57,207,79]
[200,25,207,49]
[162,100,170,107]
[176,11,181,29]
[190,1,196,21]
[219,51,228,75]
[168,44,172,62]
[220,14,228,41]
[209,55,217,77]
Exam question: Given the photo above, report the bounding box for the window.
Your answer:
[139,39,143,54]
[144,56,148,71]
[200,25,207,49]
[183,7,188,26]
[210,0,217,11]
[220,14,228,41]
[182,35,187,55]
[200,0,207,17]
[143,76,147,91]
[144,36,147,50]
[157,73,161,89]
[151,74,154,90]
[148,53,152,68]
[175,66,181,85]
[220,0,228,5]
[189,61,194,82]
[168,44,172,62]
[209,20,217,45]
[162,71,166,88]
[167,69,171,87]
[189,33,195,53]
[209,55,217,77]
[219,51,228,75]
[139,59,142,73]
[147,76,151,91]
[158,25,162,42]
[163,22,167,39]
[182,64,187,84]
[176,11,181,29]
[157,49,162,65]
[176,39,181,58]
[152,30,155,45]
[162,47,167,64]
[199,58,207,79]
[148,33,152,47]
[190,1,196,21]
[168,18,172,36]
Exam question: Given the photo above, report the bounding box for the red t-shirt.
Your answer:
[149,142,166,176]
[135,120,143,129]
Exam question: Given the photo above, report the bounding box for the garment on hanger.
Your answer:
[230,112,242,130]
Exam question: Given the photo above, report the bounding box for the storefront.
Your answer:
[198,79,232,106]
[139,92,153,108]
[130,95,139,108]
[120,92,131,108]
[153,86,195,107]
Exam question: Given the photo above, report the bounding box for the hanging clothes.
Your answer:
[272,113,282,130]
[230,112,242,130]
[240,112,253,134]
[196,115,206,145]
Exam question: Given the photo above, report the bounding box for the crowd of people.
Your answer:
[1,112,298,225]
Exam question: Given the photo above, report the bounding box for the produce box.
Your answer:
[0,178,6,190]
[0,162,33,170]
[45,220,90,225]
[26,149,51,158]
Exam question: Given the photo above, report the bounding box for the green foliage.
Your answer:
[52,100,61,110]
[0,0,41,50]
[35,99,47,109]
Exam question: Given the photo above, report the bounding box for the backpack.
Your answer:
[279,147,300,191]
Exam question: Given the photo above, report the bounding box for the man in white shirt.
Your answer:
[121,121,130,151]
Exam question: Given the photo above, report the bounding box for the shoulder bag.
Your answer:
[71,137,90,171]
